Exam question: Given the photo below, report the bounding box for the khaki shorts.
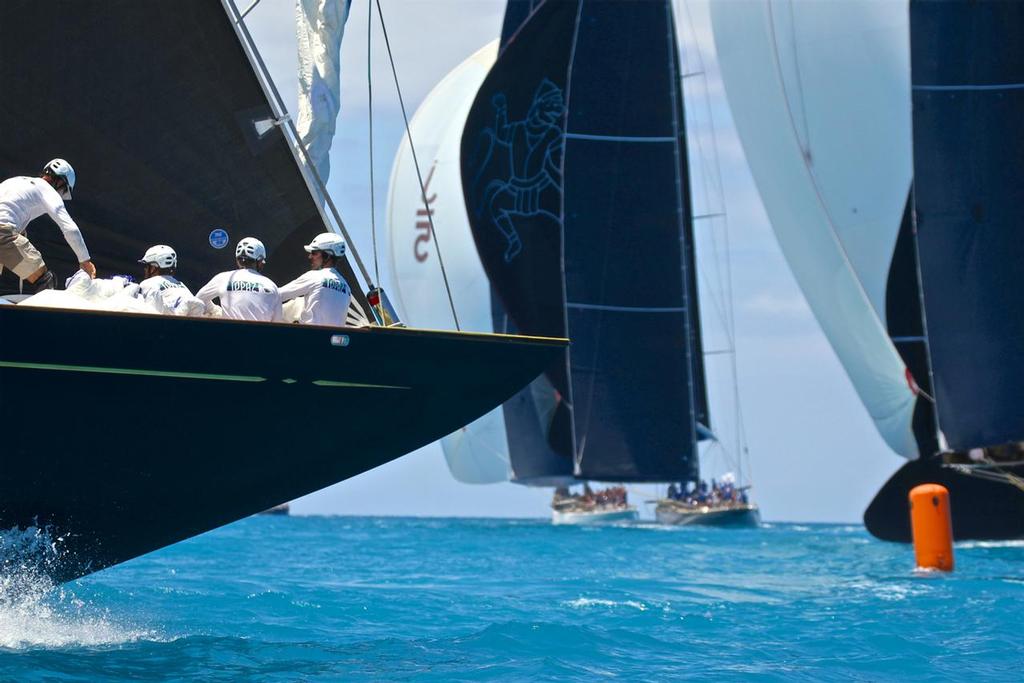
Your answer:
[0,223,45,279]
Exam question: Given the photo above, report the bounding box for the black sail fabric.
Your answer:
[463,0,579,478]
[0,0,366,311]
[885,192,940,457]
[462,0,704,483]
[910,0,1024,450]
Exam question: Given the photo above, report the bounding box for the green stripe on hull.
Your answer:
[0,360,265,383]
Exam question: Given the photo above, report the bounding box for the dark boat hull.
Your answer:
[0,305,565,581]
[864,458,1024,542]
[654,502,761,527]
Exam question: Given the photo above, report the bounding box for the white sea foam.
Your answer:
[562,597,648,611]
[956,540,1024,550]
[0,527,157,650]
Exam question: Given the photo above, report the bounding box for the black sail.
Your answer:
[462,0,704,483]
[0,0,366,312]
[910,0,1024,450]
[885,192,939,457]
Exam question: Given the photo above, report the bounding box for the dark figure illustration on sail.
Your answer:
[470,79,566,264]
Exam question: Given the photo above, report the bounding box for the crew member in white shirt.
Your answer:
[278,233,352,326]
[0,159,96,290]
[195,237,283,322]
[137,244,204,316]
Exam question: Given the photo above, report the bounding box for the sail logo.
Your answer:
[470,79,565,264]
[209,228,229,249]
[414,163,437,263]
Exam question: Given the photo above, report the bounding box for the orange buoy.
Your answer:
[909,483,954,572]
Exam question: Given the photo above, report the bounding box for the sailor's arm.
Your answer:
[195,273,224,304]
[271,291,284,323]
[278,271,317,302]
[47,202,95,277]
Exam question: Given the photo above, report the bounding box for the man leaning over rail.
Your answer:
[0,159,96,291]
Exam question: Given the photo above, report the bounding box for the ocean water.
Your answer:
[0,517,1022,681]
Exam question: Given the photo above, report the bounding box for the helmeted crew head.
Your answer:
[42,158,76,200]
[235,237,267,271]
[139,244,177,277]
[303,232,346,269]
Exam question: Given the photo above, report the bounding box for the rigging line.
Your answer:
[375,0,460,330]
[235,0,262,24]
[681,0,749,485]
[563,0,587,474]
[666,0,699,464]
[673,8,731,346]
[367,1,379,288]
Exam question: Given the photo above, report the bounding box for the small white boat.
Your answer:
[654,500,761,527]
[551,505,638,525]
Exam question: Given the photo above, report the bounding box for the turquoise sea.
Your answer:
[1,516,1021,681]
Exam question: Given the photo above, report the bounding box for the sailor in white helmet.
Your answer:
[137,244,205,316]
[0,159,96,290]
[195,237,283,322]
[278,233,352,326]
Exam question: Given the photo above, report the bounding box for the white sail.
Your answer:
[386,41,512,484]
[710,0,918,458]
[295,0,351,182]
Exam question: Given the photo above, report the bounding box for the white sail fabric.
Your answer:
[710,0,918,458]
[386,41,512,484]
[295,0,351,183]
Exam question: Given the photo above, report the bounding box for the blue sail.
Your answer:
[910,0,1024,450]
[462,0,705,483]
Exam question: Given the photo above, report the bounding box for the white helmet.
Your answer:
[303,232,347,258]
[43,158,76,200]
[138,244,177,269]
[235,237,267,262]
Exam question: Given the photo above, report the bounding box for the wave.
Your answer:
[562,597,649,611]
[0,526,157,650]
[956,540,1024,550]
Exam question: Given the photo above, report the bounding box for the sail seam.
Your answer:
[565,133,675,142]
[567,302,686,313]
[914,83,1024,91]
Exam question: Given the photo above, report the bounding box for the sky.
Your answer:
[241,0,907,523]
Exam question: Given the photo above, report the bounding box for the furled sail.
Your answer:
[296,0,352,183]
[461,0,706,483]
[909,0,1024,451]
[0,0,367,315]
[710,0,922,458]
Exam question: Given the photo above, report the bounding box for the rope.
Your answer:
[367,1,379,289]
[374,0,460,330]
